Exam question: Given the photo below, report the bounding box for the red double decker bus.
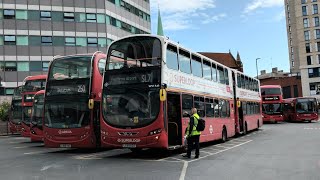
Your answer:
[8,86,23,134]
[21,75,47,137]
[260,85,284,123]
[43,52,106,148]
[283,97,318,122]
[100,35,261,150]
[30,90,45,142]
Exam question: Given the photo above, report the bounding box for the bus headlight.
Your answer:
[149,129,162,136]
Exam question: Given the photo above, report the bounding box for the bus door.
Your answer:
[167,93,182,146]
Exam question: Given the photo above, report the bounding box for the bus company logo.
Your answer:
[263,96,279,101]
[117,138,141,143]
[57,88,71,93]
[58,130,72,134]
[118,132,139,136]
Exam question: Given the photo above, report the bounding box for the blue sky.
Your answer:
[150,0,288,77]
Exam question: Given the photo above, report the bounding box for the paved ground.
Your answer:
[0,121,320,180]
[0,121,8,135]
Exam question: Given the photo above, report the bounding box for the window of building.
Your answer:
[291,47,293,53]
[302,6,308,16]
[16,10,28,20]
[63,12,75,22]
[305,30,310,40]
[98,38,107,47]
[86,13,97,22]
[65,37,76,46]
[178,49,191,74]
[191,55,202,77]
[3,9,15,19]
[166,44,179,70]
[304,18,309,28]
[40,11,51,20]
[17,62,29,71]
[4,35,16,45]
[16,36,28,46]
[292,60,295,67]
[315,17,320,27]
[314,4,318,14]
[41,36,52,45]
[42,62,49,71]
[97,14,105,23]
[302,0,307,4]
[5,88,14,95]
[307,55,312,65]
[87,38,98,47]
[5,62,17,71]
[316,29,320,39]
[76,37,87,46]
[306,43,311,53]
[30,61,42,71]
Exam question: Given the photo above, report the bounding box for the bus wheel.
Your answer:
[257,120,260,129]
[308,120,312,123]
[221,128,227,143]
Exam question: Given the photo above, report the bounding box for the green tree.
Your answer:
[0,102,10,121]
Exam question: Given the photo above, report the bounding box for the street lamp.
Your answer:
[256,58,261,78]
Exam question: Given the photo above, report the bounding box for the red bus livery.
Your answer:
[283,97,318,122]
[100,35,262,150]
[260,85,284,123]
[9,86,23,134]
[21,75,47,137]
[30,90,45,142]
[43,52,106,148]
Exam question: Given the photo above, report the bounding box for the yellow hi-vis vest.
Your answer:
[186,113,201,137]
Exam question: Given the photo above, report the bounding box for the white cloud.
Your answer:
[151,0,225,31]
[244,0,283,13]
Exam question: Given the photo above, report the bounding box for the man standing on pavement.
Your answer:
[183,108,201,159]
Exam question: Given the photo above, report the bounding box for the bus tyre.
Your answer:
[257,120,260,129]
[221,128,227,143]
[308,120,312,123]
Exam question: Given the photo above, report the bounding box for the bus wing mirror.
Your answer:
[237,101,241,108]
[159,89,167,102]
[88,99,94,110]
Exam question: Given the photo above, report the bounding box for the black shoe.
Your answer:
[182,154,191,158]
[194,155,199,159]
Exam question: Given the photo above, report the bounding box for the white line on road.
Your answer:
[14,146,31,149]
[179,161,188,180]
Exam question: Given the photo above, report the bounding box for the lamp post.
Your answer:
[256,58,261,78]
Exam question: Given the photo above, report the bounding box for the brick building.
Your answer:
[258,68,302,98]
[199,51,243,72]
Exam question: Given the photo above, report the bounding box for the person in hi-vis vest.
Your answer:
[183,108,201,159]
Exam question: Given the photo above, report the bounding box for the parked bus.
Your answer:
[260,85,284,123]
[21,75,47,137]
[8,86,23,134]
[283,97,318,122]
[30,90,45,142]
[100,35,261,150]
[43,52,106,148]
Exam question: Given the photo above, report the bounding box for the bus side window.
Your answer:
[98,58,106,75]
[243,102,247,115]
[212,63,217,82]
[194,96,205,117]
[205,98,214,118]
[182,94,193,117]
[217,65,224,84]
[203,60,212,80]
[191,54,202,77]
[166,44,179,70]
[241,75,245,89]
[226,100,230,117]
[214,99,220,118]
[178,49,191,74]
[220,99,227,118]
[224,68,229,85]
[237,74,241,88]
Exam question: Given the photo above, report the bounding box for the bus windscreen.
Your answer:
[261,88,281,95]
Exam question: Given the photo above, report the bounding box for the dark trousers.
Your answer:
[187,135,200,157]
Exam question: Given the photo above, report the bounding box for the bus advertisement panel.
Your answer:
[21,75,47,137]
[260,85,284,123]
[43,52,106,148]
[9,86,23,134]
[283,97,318,122]
[30,90,45,142]
[100,35,261,150]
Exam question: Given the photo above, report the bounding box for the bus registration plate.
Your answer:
[122,144,136,148]
[60,144,71,148]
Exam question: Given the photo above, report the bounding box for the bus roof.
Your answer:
[108,34,259,81]
[260,85,281,88]
[53,51,104,60]
[23,75,47,82]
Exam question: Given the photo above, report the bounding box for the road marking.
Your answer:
[200,150,213,155]
[14,146,31,149]
[40,164,62,171]
[24,148,70,155]
[179,161,188,180]
[73,149,128,160]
